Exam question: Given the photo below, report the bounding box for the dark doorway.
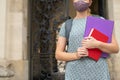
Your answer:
[28,0,68,80]
[91,0,107,18]
[28,0,106,80]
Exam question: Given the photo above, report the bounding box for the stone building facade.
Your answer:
[0,0,28,80]
[0,0,120,80]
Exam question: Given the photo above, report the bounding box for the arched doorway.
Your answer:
[28,0,106,80]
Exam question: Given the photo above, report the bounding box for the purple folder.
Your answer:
[84,16,114,58]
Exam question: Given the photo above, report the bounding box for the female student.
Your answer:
[55,0,119,80]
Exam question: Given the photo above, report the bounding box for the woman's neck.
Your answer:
[75,9,91,19]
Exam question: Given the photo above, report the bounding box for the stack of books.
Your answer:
[84,16,114,61]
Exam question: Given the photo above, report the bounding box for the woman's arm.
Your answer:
[55,36,78,61]
[97,34,119,53]
[55,36,88,61]
[82,34,119,54]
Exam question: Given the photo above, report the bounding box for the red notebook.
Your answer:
[88,28,109,61]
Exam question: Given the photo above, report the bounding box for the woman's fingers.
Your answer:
[82,36,99,49]
[77,47,88,58]
[77,52,88,57]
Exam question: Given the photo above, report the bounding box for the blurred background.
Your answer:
[0,0,120,80]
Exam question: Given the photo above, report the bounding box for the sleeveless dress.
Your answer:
[59,18,110,80]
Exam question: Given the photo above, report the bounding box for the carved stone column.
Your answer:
[0,0,28,80]
[107,0,120,80]
[0,60,14,77]
[0,0,14,78]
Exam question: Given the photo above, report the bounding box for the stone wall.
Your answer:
[5,0,27,60]
[0,0,28,80]
[0,0,7,59]
[107,0,120,80]
[111,0,120,80]
[0,0,120,80]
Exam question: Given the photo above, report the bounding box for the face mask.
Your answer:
[73,0,89,12]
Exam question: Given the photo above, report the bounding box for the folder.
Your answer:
[84,16,114,58]
[87,28,109,61]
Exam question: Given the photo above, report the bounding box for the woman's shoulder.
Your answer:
[92,14,105,19]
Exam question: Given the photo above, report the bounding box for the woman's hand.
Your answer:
[81,37,100,49]
[76,47,88,59]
